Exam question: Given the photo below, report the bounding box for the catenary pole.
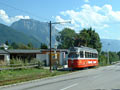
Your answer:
[49,21,52,71]
[49,21,71,72]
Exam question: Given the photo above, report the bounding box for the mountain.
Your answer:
[11,19,58,46]
[101,39,120,52]
[0,23,41,47]
[2,18,120,51]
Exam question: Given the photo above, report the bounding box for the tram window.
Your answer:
[87,52,89,58]
[92,53,98,58]
[85,52,89,58]
[94,54,96,58]
[85,52,86,58]
[80,51,83,58]
[88,53,91,58]
[85,52,87,58]
[90,53,92,58]
[68,52,79,58]
[95,54,98,58]
[92,53,94,58]
[93,53,95,58]
[87,52,90,58]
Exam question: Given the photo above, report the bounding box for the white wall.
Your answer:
[64,54,68,65]
[59,53,62,65]
[59,52,68,65]
[36,52,68,66]
[0,54,10,64]
[4,54,10,64]
[36,54,49,66]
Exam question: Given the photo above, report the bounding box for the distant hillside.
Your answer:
[0,23,41,47]
[101,39,120,52]
[11,19,58,46]
[2,18,120,51]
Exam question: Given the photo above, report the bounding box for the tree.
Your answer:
[18,43,29,49]
[11,42,19,49]
[40,43,48,49]
[117,51,120,60]
[56,28,76,49]
[74,28,90,46]
[5,41,9,45]
[75,27,102,52]
[109,52,119,64]
[27,42,34,49]
[99,51,108,66]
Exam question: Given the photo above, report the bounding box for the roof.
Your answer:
[0,50,9,54]
[70,46,98,54]
[0,49,69,54]
[7,49,41,54]
[0,49,41,54]
[41,49,69,52]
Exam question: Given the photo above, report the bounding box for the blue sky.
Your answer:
[0,0,120,40]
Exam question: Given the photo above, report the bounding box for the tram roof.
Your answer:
[70,46,98,54]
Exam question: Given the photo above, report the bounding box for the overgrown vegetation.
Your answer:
[0,58,44,69]
[99,51,120,66]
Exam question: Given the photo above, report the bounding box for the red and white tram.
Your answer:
[68,46,98,68]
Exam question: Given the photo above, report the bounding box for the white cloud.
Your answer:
[0,9,30,24]
[55,4,120,30]
[55,16,66,22]
[84,0,89,3]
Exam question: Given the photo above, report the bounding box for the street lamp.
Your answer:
[49,21,71,72]
[54,41,58,49]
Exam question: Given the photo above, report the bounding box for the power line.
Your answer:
[0,1,50,22]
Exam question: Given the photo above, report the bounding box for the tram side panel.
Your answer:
[68,58,98,68]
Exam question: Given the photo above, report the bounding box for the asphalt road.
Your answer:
[1,64,120,90]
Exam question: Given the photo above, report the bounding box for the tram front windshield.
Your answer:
[68,52,79,58]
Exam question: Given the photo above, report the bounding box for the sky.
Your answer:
[0,0,120,40]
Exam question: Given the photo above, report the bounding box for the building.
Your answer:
[0,49,68,66]
[40,49,68,66]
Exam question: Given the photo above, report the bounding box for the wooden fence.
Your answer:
[0,63,38,71]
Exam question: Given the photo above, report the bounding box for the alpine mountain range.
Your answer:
[0,19,120,52]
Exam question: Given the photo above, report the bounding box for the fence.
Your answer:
[0,63,38,71]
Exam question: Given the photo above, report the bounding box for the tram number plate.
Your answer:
[88,61,96,64]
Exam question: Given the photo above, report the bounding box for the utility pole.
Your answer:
[107,43,110,64]
[49,21,71,72]
[49,21,52,71]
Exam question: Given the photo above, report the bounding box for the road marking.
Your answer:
[60,83,78,90]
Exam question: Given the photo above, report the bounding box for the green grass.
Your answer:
[0,68,70,86]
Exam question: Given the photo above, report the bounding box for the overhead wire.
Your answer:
[0,0,71,29]
[0,1,50,22]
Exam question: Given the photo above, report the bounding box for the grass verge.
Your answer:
[0,68,70,86]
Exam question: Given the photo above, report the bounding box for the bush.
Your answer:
[30,58,44,69]
[99,55,107,66]
[29,58,39,64]
[38,61,44,69]
[10,58,24,67]
[9,58,44,68]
